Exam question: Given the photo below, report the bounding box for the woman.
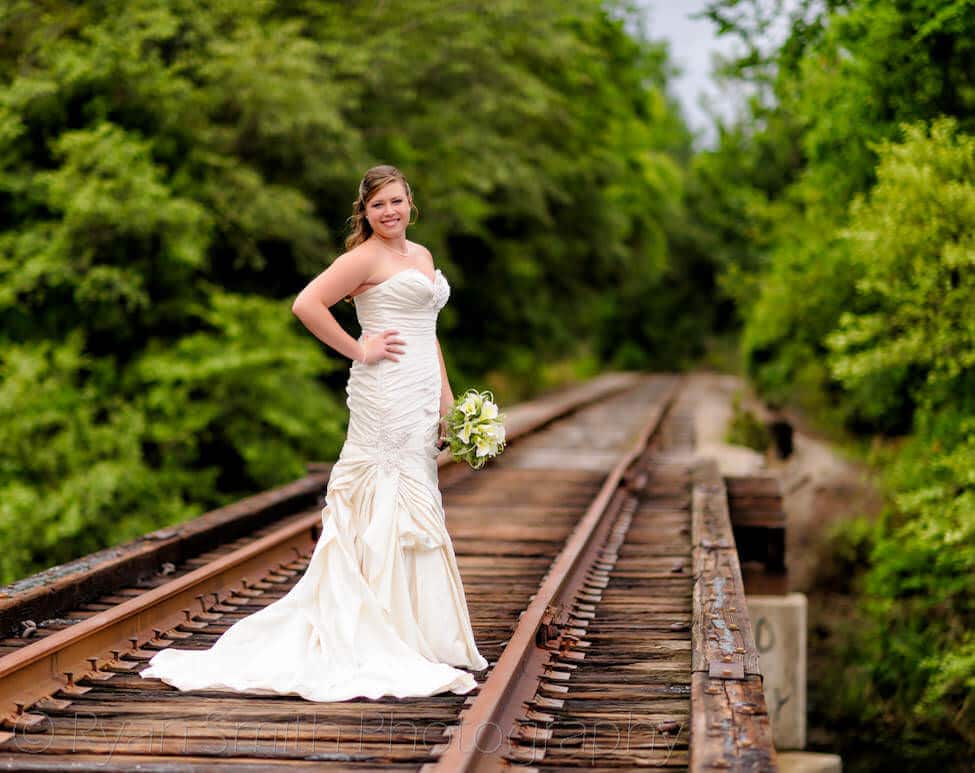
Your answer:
[140,165,489,700]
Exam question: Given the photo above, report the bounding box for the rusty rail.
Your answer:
[425,376,683,771]
[0,372,780,770]
[0,372,642,733]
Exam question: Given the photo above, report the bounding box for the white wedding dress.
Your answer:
[141,266,489,700]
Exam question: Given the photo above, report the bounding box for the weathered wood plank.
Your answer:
[691,461,763,678]
[690,672,777,771]
[690,459,778,772]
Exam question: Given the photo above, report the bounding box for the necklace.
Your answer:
[375,236,410,258]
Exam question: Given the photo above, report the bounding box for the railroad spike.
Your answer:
[82,656,112,682]
[60,671,91,696]
[1,704,47,733]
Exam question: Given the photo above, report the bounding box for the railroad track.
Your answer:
[0,372,777,771]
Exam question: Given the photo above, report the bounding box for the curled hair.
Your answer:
[344,164,419,251]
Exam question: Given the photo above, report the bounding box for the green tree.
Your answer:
[0,0,693,581]
[693,0,975,764]
[698,0,975,426]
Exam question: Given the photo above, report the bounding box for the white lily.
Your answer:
[444,388,507,469]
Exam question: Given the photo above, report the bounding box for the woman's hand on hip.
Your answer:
[360,330,406,364]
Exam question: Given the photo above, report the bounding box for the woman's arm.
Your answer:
[291,252,405,363]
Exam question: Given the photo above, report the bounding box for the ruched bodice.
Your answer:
[141,265,488,701]
[344,267,449,462]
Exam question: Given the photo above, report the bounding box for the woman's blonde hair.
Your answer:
[344,165,419,250]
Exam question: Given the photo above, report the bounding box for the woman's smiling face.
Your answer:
[366,180,411,237]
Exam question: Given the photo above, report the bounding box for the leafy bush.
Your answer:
[725,393,770,452]
[817,515,878,594]
[818,421,975,765]
[827,118,975,432]
[696,0,975,763]
[812,121,975,765]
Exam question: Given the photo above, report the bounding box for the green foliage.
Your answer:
[0,333,200,581]
[739,220,862,421]
[818,421,975,765]
[132,288,346,490]
[0,0,696,582]
[794,120,975,761]
[700,0,975,429]
[725,393,770,452]
[827,119,975,425]
[818,514,878,594]
[697,0,975,764]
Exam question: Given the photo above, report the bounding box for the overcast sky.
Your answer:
[633,0,746,149]
[635,1,808,149]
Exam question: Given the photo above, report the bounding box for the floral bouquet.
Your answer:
[442,389,507,469]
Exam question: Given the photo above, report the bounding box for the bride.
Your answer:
[140,165,489,700]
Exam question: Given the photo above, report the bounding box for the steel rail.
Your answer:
[0,372,643,728]
[426,375,683,772]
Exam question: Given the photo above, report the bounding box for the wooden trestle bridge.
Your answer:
[0,372,781,771]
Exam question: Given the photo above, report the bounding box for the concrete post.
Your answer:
[746,592,807,750]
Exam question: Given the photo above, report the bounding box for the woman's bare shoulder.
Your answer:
[409,241,436,269]
[333,241,380,270]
